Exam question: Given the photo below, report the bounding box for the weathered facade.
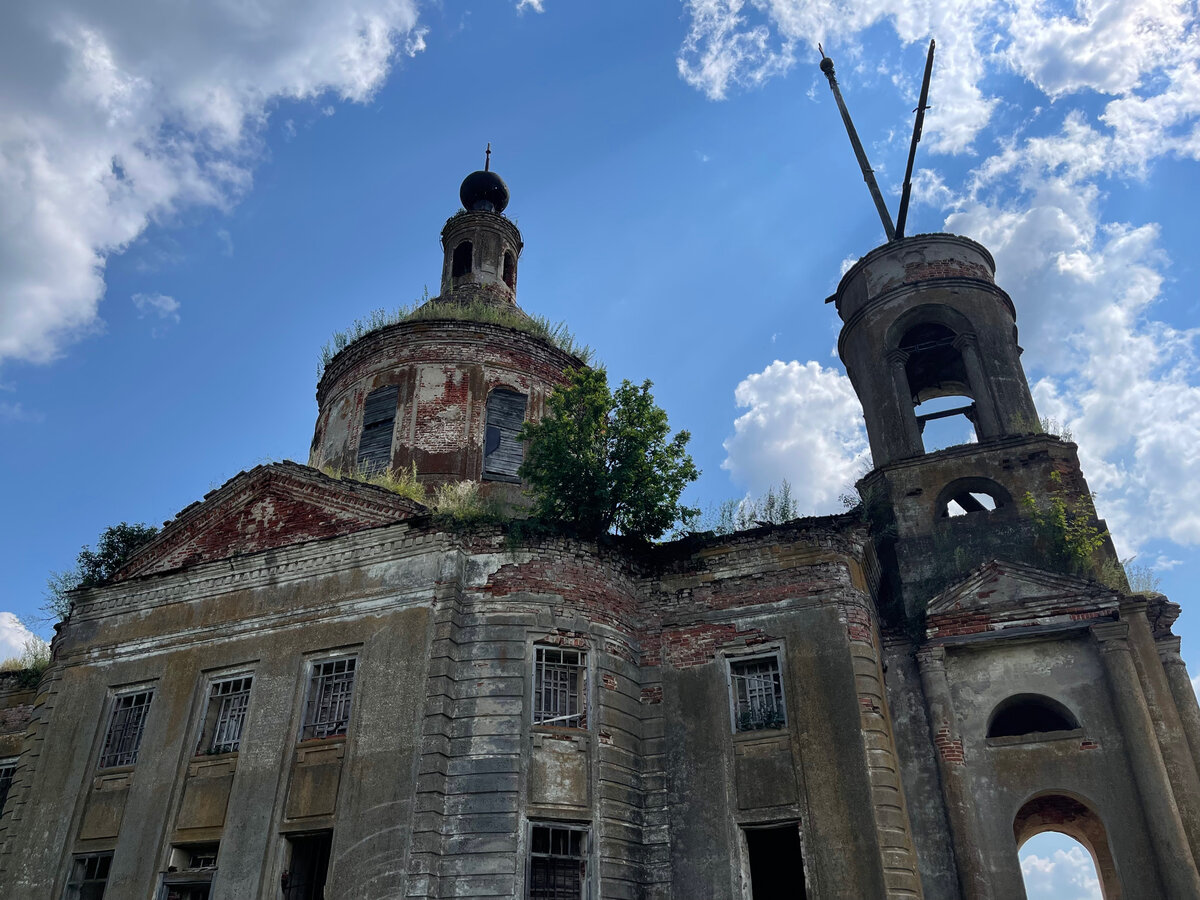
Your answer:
[1,168,1198,900]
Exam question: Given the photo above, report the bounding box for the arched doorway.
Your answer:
[1014,793,1119,899]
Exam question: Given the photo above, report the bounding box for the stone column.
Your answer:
[887,350,924,459]
[916,647,991,900]
[1121,601,1200,864]
[952,333,1000,438]
[1092,621,1200,895]
[1157,635,1200,781]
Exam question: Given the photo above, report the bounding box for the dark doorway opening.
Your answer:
[283,831,332,900]
[746,824,808,899]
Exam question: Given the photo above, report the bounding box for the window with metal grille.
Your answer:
[729,656,786,733]
[483,389,527,482]
[0,758,15,816]
[528,823,587,900]
[159,843,219,900]
[356,385,398,474]
[99,690,153,768]
[65,852,112,899]
[199,676,252,754]
[301,658,356,741]
[533,647,586,728]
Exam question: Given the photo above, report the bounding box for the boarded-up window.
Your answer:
[483,389,527,482]
[356,385,397,474]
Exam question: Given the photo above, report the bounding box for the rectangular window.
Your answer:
[65,852,112,900]
[301,657,356,741]
[356,385,398,473]
[0,757,16,815]
[533,646,587,728]
[528,823,588,900]
[745,824,807,899]
[729,655,786,733]
[159,843,219,900]
[198,676,252,754]
[99,689,154,768]
[283,831,332,900]
[483,389,527,482]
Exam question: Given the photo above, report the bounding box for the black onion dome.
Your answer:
[459,170,510,213]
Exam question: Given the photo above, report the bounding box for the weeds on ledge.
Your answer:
[318,291,593,376]
[320,463,426,504]
[0,637,52,688]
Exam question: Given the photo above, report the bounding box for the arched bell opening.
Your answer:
[883,305,1003,456]
[936,477,1013,519]
[1015,792,1120,899]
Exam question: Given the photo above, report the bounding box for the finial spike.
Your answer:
[485,142,491,172]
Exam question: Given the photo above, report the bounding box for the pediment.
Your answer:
[117,462,427,580]
[926,559,1119,618]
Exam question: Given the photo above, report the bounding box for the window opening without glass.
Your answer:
[99,690,153,768]
[533,647,587,728]
[283,831,332,900]
[730,656,786,732]
[745,824,808,899]
[199,676,252,754]
[65,852,112,900]
[301,658,356,741]
[483,389,527,482]
[0,757,15,815]
[528,823,588,900]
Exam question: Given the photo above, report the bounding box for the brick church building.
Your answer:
[0,165,1198,899]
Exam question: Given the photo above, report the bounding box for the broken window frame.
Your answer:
[64,852,113,899]
[198,675,253,755]
[158,843,219,900]
[98,688,154,769]
[532,646,588,729]
[727,652,787,734]
[527,821,590,900]
[0,756,16,816]
[300,656,357,742]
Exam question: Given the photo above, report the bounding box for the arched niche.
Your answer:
[935,476,1013,519]
[1015,792,1120,898]
[452,240,473,278]
[988,694,1079,739]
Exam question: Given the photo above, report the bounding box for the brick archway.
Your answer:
[1014,793,1119,899]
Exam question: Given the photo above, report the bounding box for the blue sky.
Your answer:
[1,2,1195,893]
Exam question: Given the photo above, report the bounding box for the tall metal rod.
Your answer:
[895,39,936,239]
[819,46,896,241]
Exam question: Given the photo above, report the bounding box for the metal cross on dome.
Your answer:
[818,38,936,241]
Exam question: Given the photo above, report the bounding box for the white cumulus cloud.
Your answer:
[723,360,871,514]
[707,0,1200,557]
[1020,842,1102,900]
[0,613,39,662]
[0,0,423,367]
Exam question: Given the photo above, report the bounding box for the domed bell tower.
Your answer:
[439,145,523,307]
[832,234,1124,622]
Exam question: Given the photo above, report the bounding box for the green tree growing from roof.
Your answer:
[519,368,699,541]
[40,522,159,625]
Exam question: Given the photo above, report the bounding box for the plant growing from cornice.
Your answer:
[1021,473,1110,580]
[319,462,426,504]
[0,637,52,688]
[41,522,160,625]
[318,290,594,375]
[519,368,699,541]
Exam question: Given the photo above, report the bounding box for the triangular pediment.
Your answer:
[926,559,1120,618]
[117,462,427,580]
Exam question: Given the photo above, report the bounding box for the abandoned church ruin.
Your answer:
[1,164,1197,900]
